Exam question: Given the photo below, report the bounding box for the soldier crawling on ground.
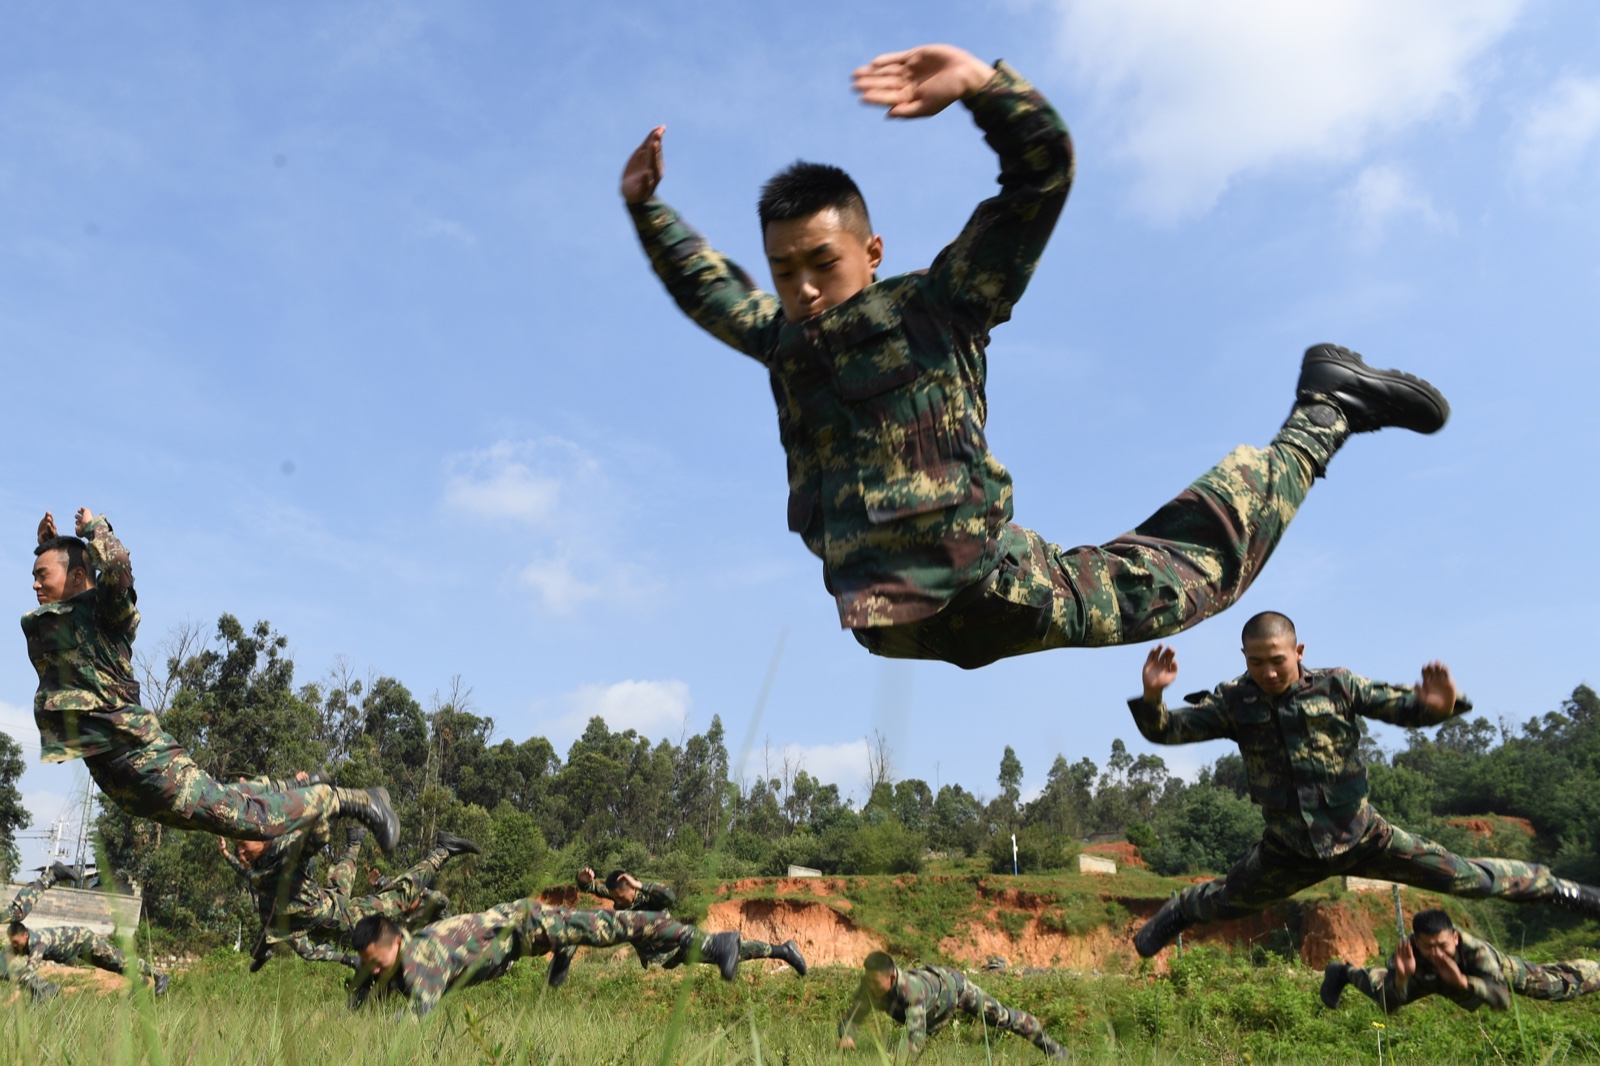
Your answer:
[1323,909,1600,1014]
[551,866,804,981]
[623,42,1450,671]
[837,951,1065,1059]
[219,800,480,972]
[24,509,400,849]
[1127,611,1600,958]
[3,862,168,1000]
[347,902,743,1017]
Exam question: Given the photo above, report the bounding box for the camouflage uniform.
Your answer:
[631,62,1348,669]
[838,963,1064,1057]
[3,868,156,994]
[581,877,783,964]
[357,901,725,1017]
[223,820,450,952]
[1339,931,1600,1012]
[1129,669,1576,924]
[21,517,366,838]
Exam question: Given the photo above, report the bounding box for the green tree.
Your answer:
[0,732,29,883]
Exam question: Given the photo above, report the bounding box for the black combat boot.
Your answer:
[1553,879,1600,921]
[336,787,401,854]
[771,939,808,976]
[1133,897,1193,958]
[334,823,366,867]
[546,945,578,988]
[434,831,483,856]
[699,930,742,981]
[248,926,273,973]
[49,861,77,886]
[1321,961,1349,1008]
[1296,344,1450,434]
[152,971,171,996]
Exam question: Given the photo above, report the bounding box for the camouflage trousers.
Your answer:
[535,905,704,959]
[1344,957,1600,1008]
[855,403,1342,668]
[1180,816,1561,924]
[947,971,1064,1057]
[82,709,348,840]
[269,845,451,944]
[284,935,359,970]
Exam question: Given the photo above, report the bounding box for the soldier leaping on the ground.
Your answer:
[1126,611,1600,957]
[24,509,401,847]
[2,862,168,1000]
[624,42,1449,670]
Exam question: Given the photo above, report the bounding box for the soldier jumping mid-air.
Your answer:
[24,508,400,847]
[546,866,805,982]
[1323,909,1600,1014]
[836,951,1065,1058]
[1127,611,1600,956]
[623,42,1449,669]
[348,902,743,1017]
[3,862,168,1000]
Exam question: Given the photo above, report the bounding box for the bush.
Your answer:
[987,828,1078,874]
[843,821,924,875]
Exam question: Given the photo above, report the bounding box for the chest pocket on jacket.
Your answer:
[25,603,83,657]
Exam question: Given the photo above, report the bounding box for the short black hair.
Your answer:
[1241,611,1296,645]
[604,869,629,892]
[34,535,90,579]
[1412,909,1455,936]
[7,920,26,941]
[351,914,401,952]
[758,162,872,239]
[863,950,896,974]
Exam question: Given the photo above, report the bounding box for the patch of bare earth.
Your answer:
[702,898,884,967]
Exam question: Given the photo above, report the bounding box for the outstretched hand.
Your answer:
[1142,644,1179,705]
[74,508,94,536]
[1415,661,1457,718]
[621,126,665,205]
[1393,936,1416,990]
[37,512,56,544]
[1432,950,1468,991]
[852,45,995,118]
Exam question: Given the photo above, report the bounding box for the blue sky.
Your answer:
[3,1,1597,871]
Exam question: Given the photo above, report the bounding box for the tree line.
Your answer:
[1,614,1590,947]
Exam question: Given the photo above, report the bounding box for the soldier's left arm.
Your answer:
[1345,668,1470,729]
[1458,937,1513,1011]
[637,881,677,910]
[80,514,138,633]
[922,61,1075,332]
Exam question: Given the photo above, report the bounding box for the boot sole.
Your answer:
[1320,965,1346,1009]
[1299,345,1450,433]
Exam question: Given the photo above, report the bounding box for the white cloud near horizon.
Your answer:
[1341,164,1454,245]
[539,678,692,749]
[1512,75,1600,186]
[1055,0,1525,220]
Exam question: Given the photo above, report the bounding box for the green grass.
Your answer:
[6,944,1600,1064]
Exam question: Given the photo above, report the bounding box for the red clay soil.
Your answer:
[718,877,854,899]
[1446,815,1535,839]
[1083,842,1148,869]
[702,897,885,967]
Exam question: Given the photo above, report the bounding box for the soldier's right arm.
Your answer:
[902,988,930,1055]
[1126,688,1235,746]
[836,977,876,1044]
[622,128,782,362]
[78,513,137,634]
[8,878,46,924]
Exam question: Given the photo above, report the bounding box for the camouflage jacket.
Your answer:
[368,899,554,1017]
[21,516,142,761]
[223,823,334,929]
[630,62,1074,628]
[7,868,60,924]
[580,878,679,965]
[1377,932,1512,1012]
[839,964,965,1053]
[1128,668,1470,859]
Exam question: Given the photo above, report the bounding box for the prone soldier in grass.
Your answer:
[1127,611,1600,957]
[23,509,400,847]
[560,866,806,976]
[3,861,168,1000]
[1322,909,1600,1013]
[624,43,1450,670]
[347,901,743,1017]
[837,951,1065,1058]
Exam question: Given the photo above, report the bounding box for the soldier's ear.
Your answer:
[866,234,883,271]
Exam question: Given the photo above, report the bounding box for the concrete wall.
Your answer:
[5,883,142,937]
[1077,854,1117,875]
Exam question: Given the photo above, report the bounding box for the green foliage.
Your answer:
[843,819,924,875]
[0,731,27,883]
[986,827,1078,874]
[1142,784,1264,876]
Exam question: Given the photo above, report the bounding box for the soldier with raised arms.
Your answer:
[623,43,1450,669]
[1126,611,1600,957]
[24,509,401,848]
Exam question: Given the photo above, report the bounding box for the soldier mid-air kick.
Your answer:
[1322,909,1600,1013]
[348,903,744,1017]
[837,951,1065,1058]
[623,43,1450,669]
[549,867,805,980]
[1127,611,1600,956]
[4,862,168,1000]
[23,509,400,848]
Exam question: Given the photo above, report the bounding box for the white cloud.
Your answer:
[1512,75,1600,185]
[1341,164,1453,244]
[779,738,872,799]
[539,679,691,747]
[0,698,38,759]
[416,216,478,246]
[441,438,659,615]
[1055,0,1525,220]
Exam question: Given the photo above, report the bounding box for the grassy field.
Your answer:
[5,942,1600,1065]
